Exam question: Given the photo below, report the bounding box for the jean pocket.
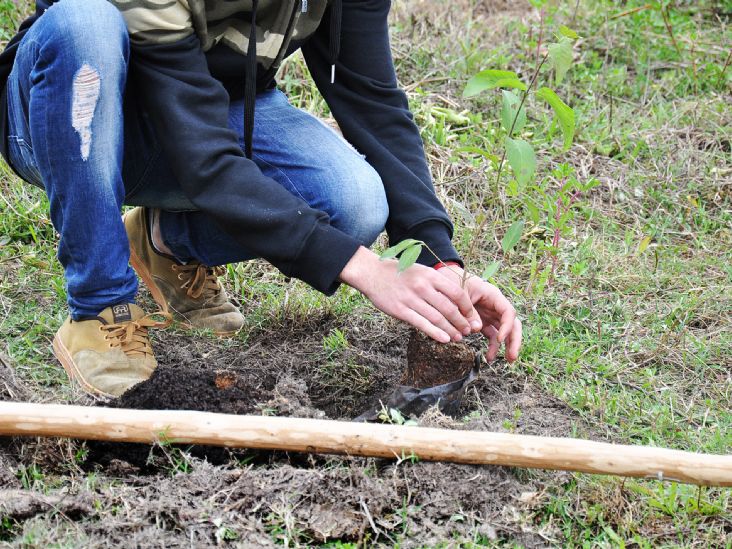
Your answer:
[7,136,43,189]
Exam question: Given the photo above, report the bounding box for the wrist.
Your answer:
[339,246,379,290]
[433,261,461,271]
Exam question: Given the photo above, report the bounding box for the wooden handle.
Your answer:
[1,401,730,486]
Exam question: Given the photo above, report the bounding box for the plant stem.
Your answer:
[418,241,464,281]
[717,48,732,88]
[460,53,549,287]
[660,5,682,58]
[611,4,652,19]
[570,0,581,28]
[534,9,544,77]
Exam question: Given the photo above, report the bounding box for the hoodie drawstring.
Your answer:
[244,0,342,157]
[329,0,342,83]
[244,0,259,159]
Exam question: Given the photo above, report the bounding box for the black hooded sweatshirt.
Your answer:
[0,0,461,295]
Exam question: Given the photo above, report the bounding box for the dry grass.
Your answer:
[1,0,731,546]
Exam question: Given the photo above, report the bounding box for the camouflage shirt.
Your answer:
[110,0,330,72]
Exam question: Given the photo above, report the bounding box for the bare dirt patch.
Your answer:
[1,312,588,545]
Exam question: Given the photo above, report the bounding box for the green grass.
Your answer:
[1,0,731,546]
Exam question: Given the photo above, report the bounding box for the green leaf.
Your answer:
[380,238,421,260]
[481,261,501,280]
[500,90,526,134]
[492,78,528,91]
[397,242,422,273]
[506,179,519,197]
[390,408,405,424]
[526,201,540,225]
[454,146,500,166]
[536,87,575,150]
[505,137,536,186]
[431,106,471,125]
[637,235,652,254]
[463,70,527,97]
[502,220,525,254]
[547,37,574,84]
[559,25,579,39]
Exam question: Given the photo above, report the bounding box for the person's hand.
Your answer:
[339,247,483,343]
[435,264,522,362]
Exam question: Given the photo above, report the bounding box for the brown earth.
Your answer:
[0,315,590,546]
[403,330,476,388]
[0,0,590,542]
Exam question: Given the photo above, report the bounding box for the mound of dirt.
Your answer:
[108,366,266,415]
[87,365,326,469]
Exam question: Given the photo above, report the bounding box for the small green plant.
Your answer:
[16,463,45,491]
[377,405,418,427]
[380,25,583,288]
[212,518,239,543]
[153,430,194,476]
[322,327,349,359]
[0,515,15,541]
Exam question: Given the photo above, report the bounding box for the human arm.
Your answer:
[301,0,461,268]
[116,8,362,294]
[304,1,510,345]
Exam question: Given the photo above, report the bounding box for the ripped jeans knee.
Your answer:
[71,64,101,161]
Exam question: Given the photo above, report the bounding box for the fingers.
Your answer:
[400,308,451,344]
[466,278,516,342]
[483,324,499,361]
[496,304,517,343]
[409,298,465,342]
[431,274,482,331]
[476,285,515,343]
[423,289,472,336]
[505,317,523,362]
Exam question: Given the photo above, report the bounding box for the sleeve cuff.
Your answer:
[285,221,362,296]
[404,220,463,268]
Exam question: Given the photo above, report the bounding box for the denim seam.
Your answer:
[252,152,308,202]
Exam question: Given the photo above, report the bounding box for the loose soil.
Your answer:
[0,314,592,546]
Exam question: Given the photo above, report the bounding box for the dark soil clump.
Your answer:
[87,365,270,469]
[108,365,268,414]
[403,329,476,388]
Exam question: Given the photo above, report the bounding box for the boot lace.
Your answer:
[171,263,226,300]
[100,312,172,358]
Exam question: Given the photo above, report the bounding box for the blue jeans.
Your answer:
[6,0,388,319]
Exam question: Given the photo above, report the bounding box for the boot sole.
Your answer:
[52,334,114,399]
[123,212,239,338]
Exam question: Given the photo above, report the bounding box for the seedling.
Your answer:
[380,25,583,289]
[377,404,419,427]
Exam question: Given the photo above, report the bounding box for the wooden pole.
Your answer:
[1,401,730,486]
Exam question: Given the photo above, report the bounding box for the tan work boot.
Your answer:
[52,303,171,397]
[123,207,245,335]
